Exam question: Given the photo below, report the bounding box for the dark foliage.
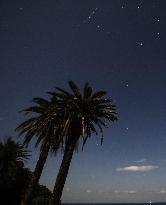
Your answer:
[51,81,117,204]
[0,137,52,205]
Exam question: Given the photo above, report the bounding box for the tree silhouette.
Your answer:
[16,96,63,205]
[50,81,118,204]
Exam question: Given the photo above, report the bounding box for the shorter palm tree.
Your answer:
[16,96,63,205]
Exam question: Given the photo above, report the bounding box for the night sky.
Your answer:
[1,0,166,203]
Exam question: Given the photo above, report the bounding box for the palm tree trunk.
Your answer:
[0,159,5,173]
[51,143,75,205]
[21,143,50,205]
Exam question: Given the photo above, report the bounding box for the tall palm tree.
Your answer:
[0,137,29,175]
[50,81,118,204]
[16,95,63,205]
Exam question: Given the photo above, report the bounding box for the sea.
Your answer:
[63,203,166,205]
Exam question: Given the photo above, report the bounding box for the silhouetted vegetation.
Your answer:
[16,95,62,205]
[0,137,52,205]
[50,81,117,204]
[1,81,117,205]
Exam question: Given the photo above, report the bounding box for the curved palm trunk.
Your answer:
[21,143,50,205]
[51,143,75,205]
[0,159,5,173]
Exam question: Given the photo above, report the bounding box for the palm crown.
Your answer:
[0,137,30,173]
[50,81,118,150]
[16,96,63,152]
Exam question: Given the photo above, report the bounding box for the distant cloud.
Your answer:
[125,190,137,194]
[134,158,147,163]
[116,165,158,172]
[160,190,166,194]
[114,190,137,194]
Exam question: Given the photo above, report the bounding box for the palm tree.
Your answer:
[16,95,63,205]
[0,137,29,175]
[50,81,118,204]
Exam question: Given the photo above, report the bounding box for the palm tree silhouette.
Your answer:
[50,81,118,204]
[0,137,29,175]
[16,96,63,205]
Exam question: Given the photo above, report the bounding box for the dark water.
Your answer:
[64,203,166,205]
[64,204,166,205]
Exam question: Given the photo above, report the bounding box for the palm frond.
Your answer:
[92,91,107,99]
[15,117,38,132]
[81,135,88,150]
[16,81,117,157]
[23,106,44,115]
[68,80,82,99]
[83,83,93,98]
[56,87,73,98]
[33,97,49,107]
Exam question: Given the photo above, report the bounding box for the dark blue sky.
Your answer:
[1,0,166,203]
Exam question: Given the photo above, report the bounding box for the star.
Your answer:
[84,7,98,23]
[126,84,129,87]
[156,32,160,39]
[126,127,129,130]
